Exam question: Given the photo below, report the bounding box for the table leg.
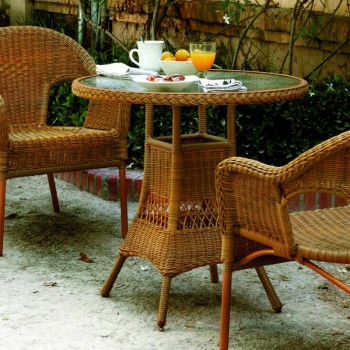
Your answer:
[168,105,183,230]
[157,275,172,329]
[198,105,207,134]
[226,105,236,156]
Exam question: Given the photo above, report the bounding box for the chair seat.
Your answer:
[7,125,128,175]
[291,206,350,263]
[10,125,120,145]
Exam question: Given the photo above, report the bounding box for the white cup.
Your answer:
[129,40,164,72]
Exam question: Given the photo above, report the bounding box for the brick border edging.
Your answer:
[55,168,348,211]
[288,192,348,211]
[55,168,143,202]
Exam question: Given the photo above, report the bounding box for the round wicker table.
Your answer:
[72,70,308,328]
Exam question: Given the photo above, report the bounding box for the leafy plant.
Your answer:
[48,81,88,126]
[235,75,350,165]
[211,0,251,26]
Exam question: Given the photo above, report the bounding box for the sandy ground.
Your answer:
[0,175,350,350]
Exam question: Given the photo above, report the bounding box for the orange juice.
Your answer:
[191,51,216,71]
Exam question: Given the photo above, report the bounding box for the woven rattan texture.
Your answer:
[117,134,231,276]
[292,206,350,262]
[216,130,350,263]
[73,79,308,107]
[119,219,222,276]
[96,70,309,330]
[0,26,131,253]
[0,26,131,177]
[216,130,350,349]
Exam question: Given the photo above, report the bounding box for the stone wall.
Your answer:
[107,0,350,79]
[34,0,78,15]
[17,0,350,79]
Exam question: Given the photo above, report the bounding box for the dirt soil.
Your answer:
[1,175,350,350]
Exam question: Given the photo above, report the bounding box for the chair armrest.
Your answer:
[216,156,297,255]
[282,130,350,200]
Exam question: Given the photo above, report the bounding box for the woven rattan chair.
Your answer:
[0,26,131,256]
[216,130,350,350]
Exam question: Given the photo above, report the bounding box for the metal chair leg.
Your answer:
[0,179,6,256]
[210,264,219,283]
[47,173,60,212]
[219,268,232,350]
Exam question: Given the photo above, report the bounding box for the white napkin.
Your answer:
[199,78,247,92]
[96,63,158,79]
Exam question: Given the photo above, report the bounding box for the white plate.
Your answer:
[131,75,199,91]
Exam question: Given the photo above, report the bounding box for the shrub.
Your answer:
[235,76,350,165]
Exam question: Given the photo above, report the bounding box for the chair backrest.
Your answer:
[283,131,350,200]
[0,26,95,126]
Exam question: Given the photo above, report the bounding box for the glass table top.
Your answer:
[72,70,308,107]
[78,70,306,94]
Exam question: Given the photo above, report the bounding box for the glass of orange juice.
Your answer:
[189,42,216,78]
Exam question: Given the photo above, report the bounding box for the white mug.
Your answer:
[129,40,164,72]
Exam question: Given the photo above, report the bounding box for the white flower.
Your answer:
[223,14,231,25]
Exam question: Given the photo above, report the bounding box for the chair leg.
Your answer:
[300,258,350,294]
[47,174,60,212]
[210,264,219,283]
[0,179,6,256]
[220,268,232,350]
[100,254,127,297]
[255,266,283,312]
[157,276,172,329]
[119,166,128,238]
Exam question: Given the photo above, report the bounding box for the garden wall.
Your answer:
[14,0,350,79]
[106,0,350,79]
[34,0,79,15]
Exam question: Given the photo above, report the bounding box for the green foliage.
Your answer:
[34,4,350,173]
[235,75,350,165]
[296,15,323,40]
[128,105,146,169]
[37,5,348,169]
[212,0,251,25]
[128,105,200,168]
[29,9,76,37]
[127,75,350,168]
[47,42,127,126]
[48,81,88,126]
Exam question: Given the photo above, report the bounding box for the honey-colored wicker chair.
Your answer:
[216,130,350,350]
[0,26,131,256]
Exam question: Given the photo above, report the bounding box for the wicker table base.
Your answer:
[101,105,234,327]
